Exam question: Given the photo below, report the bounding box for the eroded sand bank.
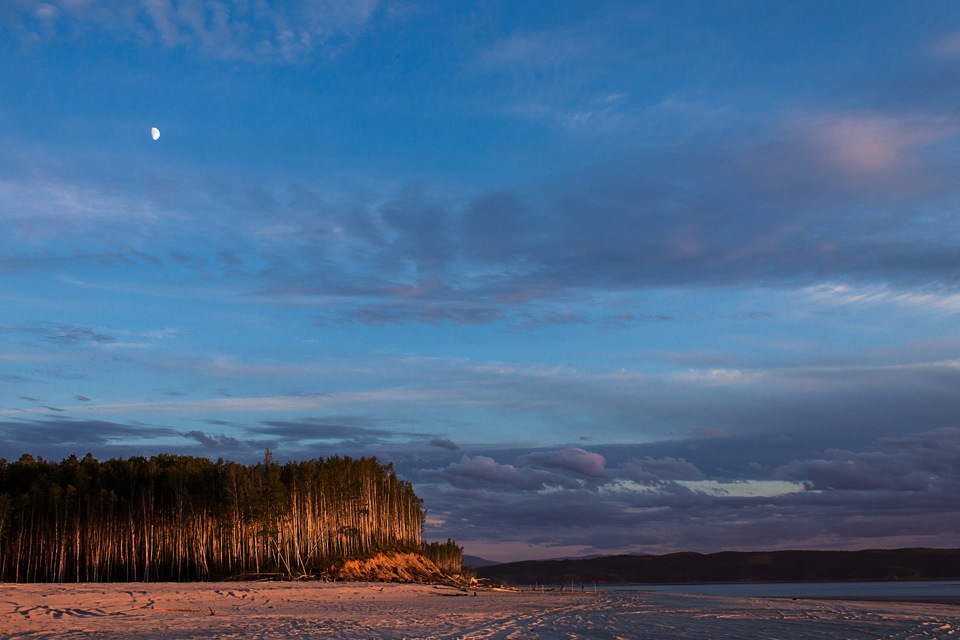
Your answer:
[2,582,959,639]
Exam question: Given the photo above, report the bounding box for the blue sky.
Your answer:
[3,1,960,562]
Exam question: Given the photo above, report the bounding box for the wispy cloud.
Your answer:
[668,368,765,386]
[2,323,177,350]
[797,111,956,176]
[5,0,381,62]
[475,29,592,71]
[806,284,960,315]
[928,30,960,60]
[5,102,959,328]
[25,387,450,418]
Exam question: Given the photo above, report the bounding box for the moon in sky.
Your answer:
[151,127,160,141]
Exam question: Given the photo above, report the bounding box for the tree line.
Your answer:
[421,538,464,576]
[0,452,460,582]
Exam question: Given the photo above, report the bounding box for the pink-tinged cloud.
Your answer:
[929,31,960,59]
[806,113,955,175]
[424,455,576,491]
[520,447,607,478]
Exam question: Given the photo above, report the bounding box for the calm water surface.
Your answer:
[595,580,960,599]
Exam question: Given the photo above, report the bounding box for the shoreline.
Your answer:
[793,595,960,606]
[3,581,960,638]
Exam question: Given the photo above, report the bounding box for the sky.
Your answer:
[2,1,960,563]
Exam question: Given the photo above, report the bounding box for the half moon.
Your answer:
[151,127,160,141]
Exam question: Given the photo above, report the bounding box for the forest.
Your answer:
[0,452,461,582]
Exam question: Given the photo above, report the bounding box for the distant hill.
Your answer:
[463,555,501,568]
[476,548,960,585]
[464,553,617,568]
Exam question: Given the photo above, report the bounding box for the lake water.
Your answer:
[592,580,960,600]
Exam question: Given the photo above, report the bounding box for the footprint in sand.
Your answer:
[16,605,122,619]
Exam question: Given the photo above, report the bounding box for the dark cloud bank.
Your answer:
[3,416,958,559]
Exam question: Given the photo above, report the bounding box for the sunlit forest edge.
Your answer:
[0,452,463,583]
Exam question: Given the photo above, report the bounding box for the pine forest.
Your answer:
[0,452,459,582]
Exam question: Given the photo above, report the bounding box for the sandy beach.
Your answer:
[2,582,959,639]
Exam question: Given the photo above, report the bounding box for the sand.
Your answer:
[2,582,959,639]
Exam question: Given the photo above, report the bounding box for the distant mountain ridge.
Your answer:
[476,548,960,585]
[462,555,501,568]
[463,553,615,568]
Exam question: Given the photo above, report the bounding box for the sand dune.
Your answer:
[2,582,959,639]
